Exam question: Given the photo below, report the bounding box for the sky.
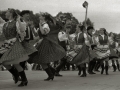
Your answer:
[0,0,120,33]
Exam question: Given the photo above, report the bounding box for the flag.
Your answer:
[83,1,88,8]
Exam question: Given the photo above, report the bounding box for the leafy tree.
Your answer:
[0,10,7,21]
[56,12,79,34]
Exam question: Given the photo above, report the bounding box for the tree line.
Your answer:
[0,9,120,42]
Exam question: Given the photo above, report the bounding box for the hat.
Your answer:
[87,26,94,31]
[78,25,85,32]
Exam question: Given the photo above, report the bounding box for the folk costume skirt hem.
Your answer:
[28,38,66,64]
[0,40,37,65]
[93,45,110,61]
[70,44,90,66]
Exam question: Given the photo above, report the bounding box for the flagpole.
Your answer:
[85,6,88,29]
[83,1,88,29]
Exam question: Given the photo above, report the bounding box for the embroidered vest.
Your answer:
[25,26,34,41]
[98,35,108,45]
[3,20,17,40]
[88,35,93,44]
[75,33,85,45]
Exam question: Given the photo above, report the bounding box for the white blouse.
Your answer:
[0,17,5,34]
[58,31,68,41]
[16,21,26,41]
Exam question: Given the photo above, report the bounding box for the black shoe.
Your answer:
[92,71,96,74]
[55,72,63,77]
[89,71,96,74]
[44,68,54,81]
[18,81,28,87]
[18,71,28,87]
[80,74,87,77]
[88,71,91,74]
[117,64,120,71]
[44,77,54,81]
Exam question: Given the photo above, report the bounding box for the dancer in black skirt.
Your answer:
[28,13,65,81]
[0,8,37,87]
[12,10,37,81]
[55,29,67,76]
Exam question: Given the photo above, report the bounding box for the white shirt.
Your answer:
[88,34,94,44]
[69,33,76,41]
[58,31,68,41]
[0,23,4,34]
[16,21,26,32]
[101,34,105,39]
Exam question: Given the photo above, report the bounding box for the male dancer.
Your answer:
[87,26,96,74]
[55,18,72,76]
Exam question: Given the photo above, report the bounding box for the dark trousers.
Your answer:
[56,57,67,73]
[20,61,27,70]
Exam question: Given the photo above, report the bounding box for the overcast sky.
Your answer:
[0,0,120,33]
